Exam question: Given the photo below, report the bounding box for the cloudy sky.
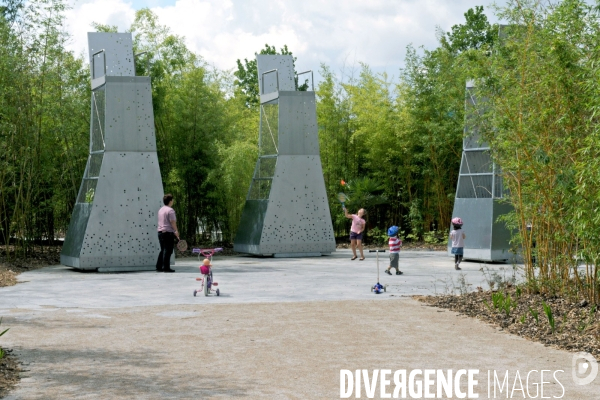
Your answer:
[64,0,506,80]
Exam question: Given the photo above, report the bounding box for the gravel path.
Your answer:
[1,251,598,398]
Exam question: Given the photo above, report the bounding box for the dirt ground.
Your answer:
[2,298,599,399]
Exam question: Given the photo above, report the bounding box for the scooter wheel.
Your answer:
[216,288,220,296]
[193,290,197,297]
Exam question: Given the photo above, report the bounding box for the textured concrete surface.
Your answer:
[0,250,507,310]
[1,250,597,399]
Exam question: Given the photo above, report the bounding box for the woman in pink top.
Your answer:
[344,207,366,260]
[156,194,180,273]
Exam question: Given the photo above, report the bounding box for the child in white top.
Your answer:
[450,217,466,270]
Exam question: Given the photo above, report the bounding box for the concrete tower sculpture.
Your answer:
[61,33,165,272]
[234,55,336,257]
[449,81,512,261]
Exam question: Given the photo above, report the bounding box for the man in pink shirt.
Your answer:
[156,194,179,273]
[344,207,366,260]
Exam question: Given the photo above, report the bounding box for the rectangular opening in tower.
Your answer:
[456,175,493,198]
[91,87,106,152]
[260,103,278,156]
[248,157,276,200]
[460,151,492,174]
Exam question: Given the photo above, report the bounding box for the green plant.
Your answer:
[490,292,516,316]
[0,317,9,359]
[85,188,95,203]
[491,292,503,309]
[368,227,389,246]
[542,302,555,333]
[483,299,492,311]
[577,305,597,332]
[423,230,445,245]
[529,307,539,324]
[560,314,567,334]
[407,199,423,240]
[520,314,526,323]
[405,233,420,242]
[515,286,522,298]
[502,294,517,317]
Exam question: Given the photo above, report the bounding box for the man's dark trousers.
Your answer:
[156,231,175,271]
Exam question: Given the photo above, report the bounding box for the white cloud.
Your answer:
[64,0,136,57]
[64,0,504,78]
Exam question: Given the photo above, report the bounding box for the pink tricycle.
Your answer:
[192,247,222,297]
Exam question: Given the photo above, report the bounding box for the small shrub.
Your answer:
[405,232,419,242]
[368,227,388,246]
[423,230,445,245]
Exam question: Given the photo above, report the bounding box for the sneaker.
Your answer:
[396,271,403,275]
[385,270,392,275]
[164,269,176,273]
[455,265,461,270]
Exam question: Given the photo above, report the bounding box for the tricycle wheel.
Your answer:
[216,288,220,296]
[193,290,197,297]
[204,279,209,296]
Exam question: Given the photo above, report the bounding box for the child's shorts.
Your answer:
[389,252,399,269]
[350,231,363,240]
[451,247,464,255]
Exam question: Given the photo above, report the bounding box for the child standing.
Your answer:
[450,217,466,270]
[384,226,403,275]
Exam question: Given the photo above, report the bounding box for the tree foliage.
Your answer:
[0,0,89,256]
[468,0,600,302]
[441,5,497,53]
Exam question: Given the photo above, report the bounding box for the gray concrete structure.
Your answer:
[60,33,164,272]
[234,55,336,257]
[449,81,512,261]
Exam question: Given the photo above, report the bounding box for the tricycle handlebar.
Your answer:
[192,247,223,257]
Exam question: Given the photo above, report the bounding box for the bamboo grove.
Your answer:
[2,0,600,301]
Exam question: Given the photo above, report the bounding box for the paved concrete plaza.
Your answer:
[0,250,507,310]
[1,250,598,398]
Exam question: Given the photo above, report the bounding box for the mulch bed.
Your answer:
[417,288,600,357]
[0,351,20,399]
[0,246,61,288]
